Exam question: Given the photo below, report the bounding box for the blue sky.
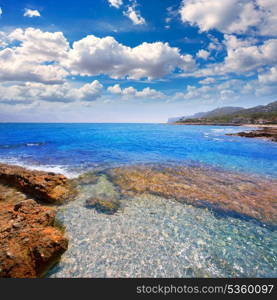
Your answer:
[0,0,276,122]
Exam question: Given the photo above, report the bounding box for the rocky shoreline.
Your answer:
[0,164,77,204]
[226,127,277,142]
[0,163,77,278]
[172,123,277,142]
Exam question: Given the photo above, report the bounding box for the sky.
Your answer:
[0,0,276,123]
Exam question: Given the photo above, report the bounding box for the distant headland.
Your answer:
[168,101,277,142]
[169,101,277,126]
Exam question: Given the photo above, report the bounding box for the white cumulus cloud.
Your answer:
[107,0,123,9]
[0,28,196,84]
[0,31,9,48]
[256,0,277,36]
[183,35,277,78]
[63,34,195,80]
[0,28,69,84]
[197,49,210,60]
[107,84,165,99]
[0,80,103,104]
[174,79,250,103]
[199,77,216,84]
[124,6,146,25]
[222,35,277,73]
[179,0,277,36]
[24,9,41,18]
[258,67,277,84]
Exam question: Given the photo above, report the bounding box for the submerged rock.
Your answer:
[107,165,277,225]
[0,199,68,278]
[76,172,99,185]
[79,174,121,214]
[86,196,120,214]
[0,163,77,204]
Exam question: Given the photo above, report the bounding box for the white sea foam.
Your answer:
[211,128,238,133]
[0,157,80,178]
[212,138,222,141]
[211,128,227,133]
[26,143,41,147]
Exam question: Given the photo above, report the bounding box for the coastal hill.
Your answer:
[169,107,244,123]
[169,101,277,125]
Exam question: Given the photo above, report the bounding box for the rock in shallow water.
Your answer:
[227,127,277,142]
[79,174,121,214]
[107,165,277,226]
[86,196,120,214]
[0,199,68,278]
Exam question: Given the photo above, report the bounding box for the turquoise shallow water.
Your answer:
[0,123,276,277]
[48,174,277,278]
[0,123,276,177]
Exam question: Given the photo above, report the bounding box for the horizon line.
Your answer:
[0,121,168,124]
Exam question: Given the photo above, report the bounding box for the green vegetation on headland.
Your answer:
[170,101,277,125]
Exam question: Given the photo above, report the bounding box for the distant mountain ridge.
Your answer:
[169,101,277,125]
[201,107,244,118]
[168,107,243,123]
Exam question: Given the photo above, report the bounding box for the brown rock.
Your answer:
[227,127,277,142]
[86,196,120,214]
[0,183,29,205]
[0,163,77,204]
[0,199,68,278]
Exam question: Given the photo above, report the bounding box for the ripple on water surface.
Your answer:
[49,173,277,278]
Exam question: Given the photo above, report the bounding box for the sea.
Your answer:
[0,123,276,277]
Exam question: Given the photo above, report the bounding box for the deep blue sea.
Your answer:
[0,123,276,177]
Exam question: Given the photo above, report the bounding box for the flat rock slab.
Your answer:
[107,165,277,226]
